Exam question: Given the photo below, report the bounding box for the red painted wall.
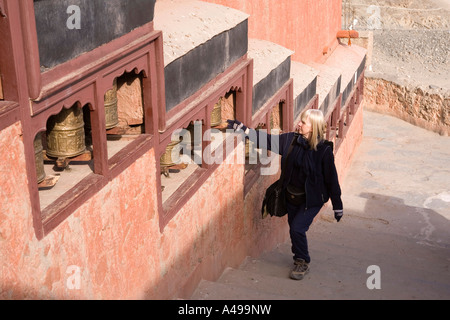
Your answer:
[0,123,287,299]
[202,0,342,63]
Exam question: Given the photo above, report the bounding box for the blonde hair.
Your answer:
[300,109,326,150]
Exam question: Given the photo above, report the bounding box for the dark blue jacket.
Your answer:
[254,130,343,211]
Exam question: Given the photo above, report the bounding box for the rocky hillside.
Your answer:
[342,0,449,135]
[342,0,450,89]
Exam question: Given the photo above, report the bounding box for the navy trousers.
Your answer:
[287,202,322,263]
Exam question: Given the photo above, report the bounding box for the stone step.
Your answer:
[192,216,449,299]
[218,266,348,300]
[237,256,384,300]
[191,275,290,300]
[191,189,450,300]
[236,223,450,299]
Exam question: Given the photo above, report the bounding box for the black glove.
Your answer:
[334,209,343,222]
[226,119,249,134]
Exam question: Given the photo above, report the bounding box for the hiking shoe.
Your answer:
[290,258,309,280]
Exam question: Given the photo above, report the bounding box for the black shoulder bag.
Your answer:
[261,135,297,218]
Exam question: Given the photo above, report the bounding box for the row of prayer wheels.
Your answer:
[35,80,119,184]
[35,86,222,180]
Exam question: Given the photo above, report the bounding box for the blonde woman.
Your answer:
[227,108,343,280]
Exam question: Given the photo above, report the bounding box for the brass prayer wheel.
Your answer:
[210,102,222,127]
[104,78,119,129]
[160,140,182,167]
[245,139,256,159]
[34,133,46,183]
[46,104,86,158]
[84,79,119,130]
[246,124,263,159]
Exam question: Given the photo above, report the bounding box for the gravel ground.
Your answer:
[370,29,450,89]
[343,0,450,90]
